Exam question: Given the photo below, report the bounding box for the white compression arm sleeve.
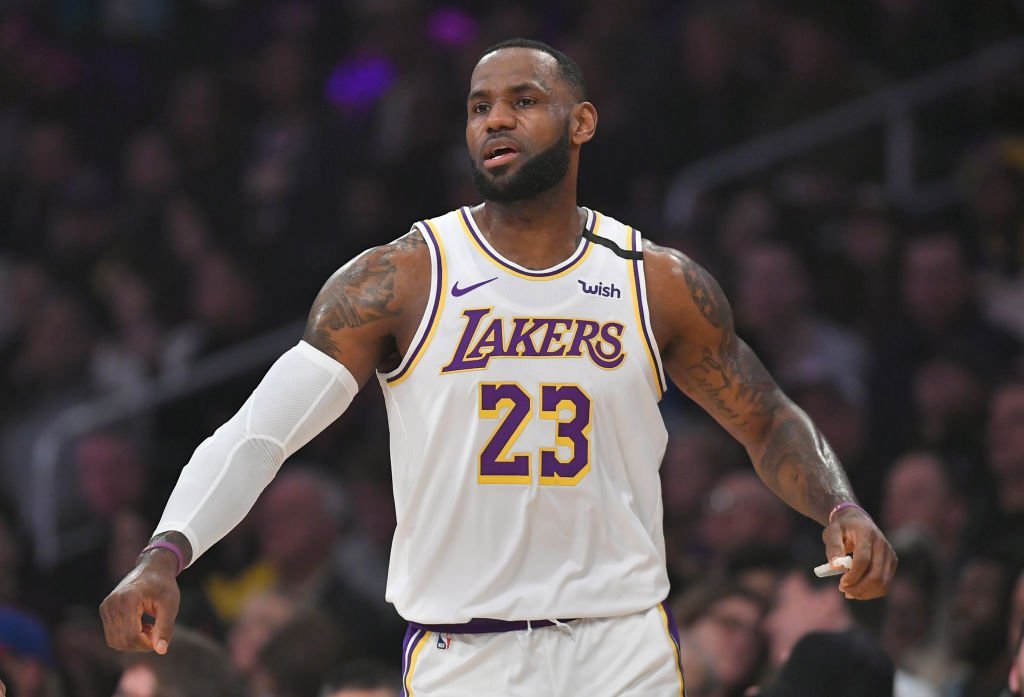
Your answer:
[154,340,359,564]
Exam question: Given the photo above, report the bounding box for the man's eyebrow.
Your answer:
[467,81,551,101]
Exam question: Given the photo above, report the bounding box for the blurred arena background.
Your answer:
[0,1,1023,696]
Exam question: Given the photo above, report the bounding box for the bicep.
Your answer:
[648,245,786,447]
[302,232,427,386]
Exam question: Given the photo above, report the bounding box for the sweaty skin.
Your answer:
[100,45,896,655]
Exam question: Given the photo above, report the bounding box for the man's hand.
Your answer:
[822,507,897,600]
[99,548,180,653]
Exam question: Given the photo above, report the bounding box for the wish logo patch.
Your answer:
[578,279,621,299]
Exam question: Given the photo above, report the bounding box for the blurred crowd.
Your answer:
[1,0,1023,696]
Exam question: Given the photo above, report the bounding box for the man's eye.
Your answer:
[516,98,536,107]
[472,103,490,113]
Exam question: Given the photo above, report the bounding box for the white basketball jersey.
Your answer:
[377,206,670,624]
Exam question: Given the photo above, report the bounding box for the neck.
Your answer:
[475,179,584,269]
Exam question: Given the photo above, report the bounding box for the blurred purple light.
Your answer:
[427,7,477,47]
[325,55,396,110]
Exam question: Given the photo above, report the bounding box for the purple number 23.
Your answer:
[478,383,592,485]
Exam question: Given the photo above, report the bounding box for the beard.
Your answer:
[470,130,571,203]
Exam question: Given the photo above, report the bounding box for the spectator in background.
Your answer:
[4,290,98,407]
[660,10,751,165]
[162,70,238,230]
[0,500,26,609]
[758,629,894,697]
[116,128,181,249]
[239,36,340,313]
[967,136,1024,342]
[1011,570,1024,666]
[712,189,779,264]
[698,471,797,574]
[319,659,400,697]
[52,430,150,611]
[733,238,867,402]
[764,561,937,697]
[0,289,102,546]
[986,381,1024,565]
[225,591,296,693]
[90,258,172,388]
[0,607,62,697]
[833,184,900,337]
[946,553,1018,697]
[43,172,115,293]
[881,451,969,573]
[113,627,235,697]
[1009,619,1024,697]
[250,608,346,697]
[970,138,1024,274]
[3,120,80,255]
[673,582,768,697]
[0,260,51,367]
[870,229,1020,461]
[204,467,400,661]
[880,531,949,689]
[912,349,993,467]
[660,421,747,586]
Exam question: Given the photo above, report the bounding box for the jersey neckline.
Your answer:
[458,206,596,280]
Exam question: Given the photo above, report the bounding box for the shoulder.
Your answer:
[317,227,431,300]
[304,227,432,346]
[641,238,733,334]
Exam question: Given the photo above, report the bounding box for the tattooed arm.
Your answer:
[303,229,431,383]
[644,241,896,600]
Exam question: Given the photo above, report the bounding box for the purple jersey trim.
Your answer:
[661,601,683,660]
[630,227,668,396]
[460,206,593,278]
[385,220,444,384]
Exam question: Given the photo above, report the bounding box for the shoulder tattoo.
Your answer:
[302,230,425,356]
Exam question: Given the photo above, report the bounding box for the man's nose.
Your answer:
[485,101,516,132]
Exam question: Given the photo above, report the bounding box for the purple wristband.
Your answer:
[829,501,867,525]
[139,540,185,576]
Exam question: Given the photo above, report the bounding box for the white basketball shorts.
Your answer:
[399,603,685,697]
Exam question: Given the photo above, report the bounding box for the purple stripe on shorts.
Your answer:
[400,625,421,697]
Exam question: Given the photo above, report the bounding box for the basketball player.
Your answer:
[100,39,897,695]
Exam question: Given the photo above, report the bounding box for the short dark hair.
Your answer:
[479,38,587,101]
[259,608,346,697]
[121,628,236,697]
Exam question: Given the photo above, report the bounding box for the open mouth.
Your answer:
[484,143,519,168]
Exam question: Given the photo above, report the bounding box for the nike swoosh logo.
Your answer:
[451,277,498,297]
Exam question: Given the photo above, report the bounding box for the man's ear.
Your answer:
[571,102,598,145]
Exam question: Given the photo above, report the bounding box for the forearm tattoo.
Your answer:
[676,252,855,523]
[757,407,854,523]
[679,255,784,430]
[302,231,424,358]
